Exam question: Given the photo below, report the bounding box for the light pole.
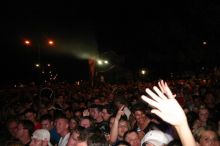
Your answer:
[23,39,55,85]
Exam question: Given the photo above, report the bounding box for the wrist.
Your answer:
[174,121,190,132]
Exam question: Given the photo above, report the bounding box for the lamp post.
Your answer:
[23,39,55,85]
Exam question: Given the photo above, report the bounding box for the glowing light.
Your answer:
[104,60,109,64]
[35,64,40,67]
[203,41,207,45]
[141,70,146,75]
[47,64,51,67]
[48,40,54,45]
[97,60,103,65]
[24,40,31,45]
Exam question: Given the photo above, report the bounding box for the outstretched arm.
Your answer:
[109,106,125,144]
[141,80,196,146]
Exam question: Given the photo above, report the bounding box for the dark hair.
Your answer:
[23,108,37,115]
[54,113,68,121]
[40,114,53,122]
[123,130,138,140]
[89,104,103,112]
[114,140,131,146]
[76,128,108,146]
[103,104,116,115]
[80,116,94,127]
[114,97,127,106]
[131,102,149,113]
[167,139,182,146]
[19,120,34,136]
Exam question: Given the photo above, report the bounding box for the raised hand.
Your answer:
[141,80,186,127]
[115,105,125,121]
[141,80,196,146]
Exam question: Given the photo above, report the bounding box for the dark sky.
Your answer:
[1,1,220,84]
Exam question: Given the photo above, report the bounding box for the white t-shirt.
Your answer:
[58,132,70,146]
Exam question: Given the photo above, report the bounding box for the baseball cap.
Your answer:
[32,129,52,146]
[141,130,172,146]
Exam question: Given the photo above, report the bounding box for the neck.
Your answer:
[60,130,69,137]
[19,136,30,145]
[139,119,150,130]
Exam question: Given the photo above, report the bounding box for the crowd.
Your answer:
[0,67,220,146]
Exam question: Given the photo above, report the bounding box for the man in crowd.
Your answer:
[56,115,70,146]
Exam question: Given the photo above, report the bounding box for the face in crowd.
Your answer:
[199,130,219,146]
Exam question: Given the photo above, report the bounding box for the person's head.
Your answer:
[67,127,84,146]
[102,104,115,121]
[7,118,18,138]
[194,126,219,146]
[24,109,38,123]
[89,104,103,122]
[65,107,74,119]
[198,105,209,123]
[55,115,69,137]
[124,130,141,146]
[30,129,52,146]
[74,109,83,118]
[40,114,54,131]
[132,103,150,125]
[114,98,127,109]
[69,116,79,131]
[16,120,35,143]
[118,117,130,139]
[204,92,215,109]
[115,140,131,146]
[141,130,170,146]
[79,116,93,129]
[68,128,108,146]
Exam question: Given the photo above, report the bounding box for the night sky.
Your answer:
[1,1,220,85]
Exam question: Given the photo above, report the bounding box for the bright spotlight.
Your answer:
[141,70,146,75]
[48,40,54,46]
[24,40,31,45]
[35,64,40,67]
[97,60,103,65]
[104,60,109,64]
[203,41,207,45]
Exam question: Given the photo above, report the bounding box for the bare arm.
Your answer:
[141,80,196,146]
[109,106,124,144]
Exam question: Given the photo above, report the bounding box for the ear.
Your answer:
[66,123,69,129]
[51,121,54,126]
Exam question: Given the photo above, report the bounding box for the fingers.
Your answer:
[158,80,175,99]
[153,86,167,100]
[145,88,163,102]
[141,95,159,109]
[164,82,175,99]
[119,105,125,111]
[158,80,165,93]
